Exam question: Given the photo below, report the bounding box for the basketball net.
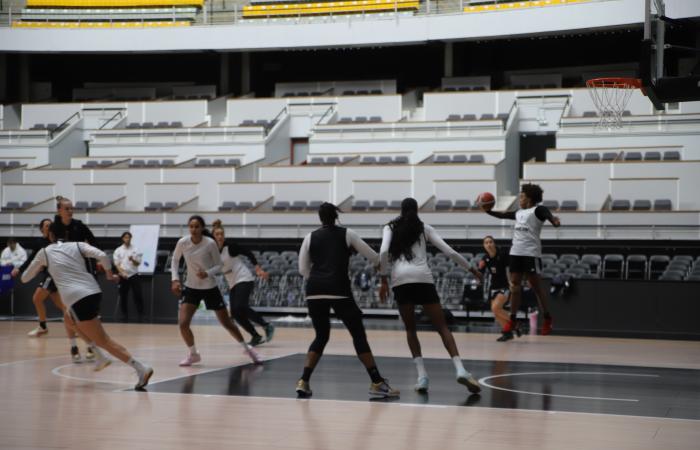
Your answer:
[585,78,642,129]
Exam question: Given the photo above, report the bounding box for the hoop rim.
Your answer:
[586,77,643,89]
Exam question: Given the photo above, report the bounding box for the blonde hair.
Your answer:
[212,219,223,230]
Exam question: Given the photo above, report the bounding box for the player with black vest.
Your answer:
[482,183,561,335]
[379,197,481,394]
[295,203,399,399]
[478,235,516,342]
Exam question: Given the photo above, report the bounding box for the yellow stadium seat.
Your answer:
[13,20,190,27]
[464,0,590,13]
[26,0,203,8]
[242,0,419,17]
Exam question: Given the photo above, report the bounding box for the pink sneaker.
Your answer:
[244,347,263,365]
[179,352,201,367]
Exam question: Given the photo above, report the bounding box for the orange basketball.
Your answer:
[477,192,495,210]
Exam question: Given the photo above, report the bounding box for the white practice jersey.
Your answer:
[510,206,545,258]
[171,236,222,290]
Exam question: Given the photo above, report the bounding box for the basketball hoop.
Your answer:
[586,77,643,129]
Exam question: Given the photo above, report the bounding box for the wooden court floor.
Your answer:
[1,320,699,450]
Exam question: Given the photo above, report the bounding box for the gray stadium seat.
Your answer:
[566,153,582,162]
[541,200,559,210]
[145,202,163,211]
[611,200,631,211]
[5,201,21,210]
[621,110,632,116]
[579,273,600,279]
[235,201,253,211]
[462,114,477,121]
[603,254,625,279]
[307,201,324,211]
[566,267,587,278]
[632,200,652,211]
[624,152,642,161]
[560,200,579,211]
[435,200,453,211]
[129,159,145,167]
[434,155,451,164]
[227,159,240,167]
[309,157,324,165]
[0,161,6,169]
[388,200,402,211]
[659,271,683,281]
[360,156,376,165]
[7,161,20,168]
[446,114,461,121]
[99,160,113,167]
[582,111,598,117]
[354,117,368,123]
[171,122,183,128]
[686,274,700,281]
[195,159,211,167]
[352,200,370,211]
[90,201,104,210]
[212,159,227,167]
[453,199,471,211]
[338,117,353,124]
[290,201,307,211]
[141,122,154,129]
[219,201,236,211]
[394,156,409,164]
[496,113,510,121]
[46,123,58,131]
[370,90,382,95]
[74,201,89,211]
[378,156,393,165]
[626,254,647,280]
[146,160,160,167]
[83,160,99,168]
[663,151,681,161]
[583,153,600,162]
[326,157,341,165]
[162,159,175,166]
[272,201,290,211]
[240,120,256,126]
[156,121,169,128]
[644,151,661,161]
[469,154,485,163]
[451,154,467,163]
[648,255,670,279]
[653,199,672,211]
[163,202,178,210]
[370,200,388,211]
[480,113,495,120]
[31,123,46,130]
[368,116,382,123]
[20,201,34,210]
[602,152,618,161]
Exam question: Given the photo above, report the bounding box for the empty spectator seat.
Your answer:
[145,202,163,211]
[435,200,453,211]
[235,201,254,211]
[326,156,341,165]
[370,200,388,211]
[272,201,290,211]
[368,116,382,123]
[469,154,485,163]
[566,153,582,162]
[378,156,393,165]
[309,157,324,165]
[601,152,618,161]
[611,199,631,211]
[451,154,467,163]
[653,199,672,211]
[648,255,670,279]
[541,200,559,210]
[453,199,471,211]
[307,201,323,211]
[394,156,409,164]
[434,155,451,164]
[129,159,145,167]
[644,151,661,161]
[626,254,648,280]
[289,201,307,211]
[583,153,600,162]
[388,200,402,211]
[603,254,625,279]
[195,159,211,167]
[446,114,461,121]
[162,202,178,210]
[360,156,376,165]
[338,117,353,124]
[480,113,495,120]
[559,200,579,211]
[624,152,643,161]
[83,160,99,168]
[462,114,476,121]
[219,201,237,211]
[632,200,652,211]
[663,151,681,161]
[582,111,598,117]
[352,200,370,211]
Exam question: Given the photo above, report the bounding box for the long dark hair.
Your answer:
[388,198,424,262]
[188,215,213,238]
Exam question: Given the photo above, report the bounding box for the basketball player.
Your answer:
[481,183,560,335]
[478,236,517,342]
[379,198,481,394]
[295,203,399,399]
[22,219,98,362]
[21,222,153,389]
[211,220,275,347]
[171,216,261,366]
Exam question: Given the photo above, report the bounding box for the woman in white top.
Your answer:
[211,220,274,347]
[21,222,153,390]
[171,215,261,367]
[113,231,144,322]
[1,237,27,275]
[379,197,481,394]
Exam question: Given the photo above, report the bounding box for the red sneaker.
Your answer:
[541,317,553,336]
[503,319,514,333]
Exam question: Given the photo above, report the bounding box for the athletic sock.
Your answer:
[188,345,197,355]
[413,357,428,379]
[128,358,146,373]
[301,367,314,382]
[366,366,384,384]
[69,337,77,347]
[39,321,47,330]
[88,343,106,359]
[452,356,469,378]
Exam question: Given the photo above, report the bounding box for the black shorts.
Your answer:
[392,283,441,306]
[180,287,226,311]
[69,293,102,322]
[509,255,542,274]
[37,273,58,293]
[489,288,509,301]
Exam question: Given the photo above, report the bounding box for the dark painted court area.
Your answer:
[145,354,700,420]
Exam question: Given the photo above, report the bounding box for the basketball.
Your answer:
[477,192,495,210]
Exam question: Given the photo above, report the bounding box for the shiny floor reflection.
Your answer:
[145,354,700,420]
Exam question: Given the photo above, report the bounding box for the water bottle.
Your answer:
[529,308,539,335]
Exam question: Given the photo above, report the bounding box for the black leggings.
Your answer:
[118,274,144,316]
[307,298,371,355]
[229,281,268,337]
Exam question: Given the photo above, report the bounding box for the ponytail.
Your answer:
[387,197,424,262]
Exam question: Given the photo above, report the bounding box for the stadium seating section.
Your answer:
[242,0,419,18]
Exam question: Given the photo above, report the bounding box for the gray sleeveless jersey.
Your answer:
[510,206,544,257]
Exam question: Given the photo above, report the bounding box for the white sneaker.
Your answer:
[457,373,481,394]
[414,376,429,393]
[93,357,112,372]
[244,347,263,365]
[28,326,48,337]
[135,366,154,390]
[70,346,82,363]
